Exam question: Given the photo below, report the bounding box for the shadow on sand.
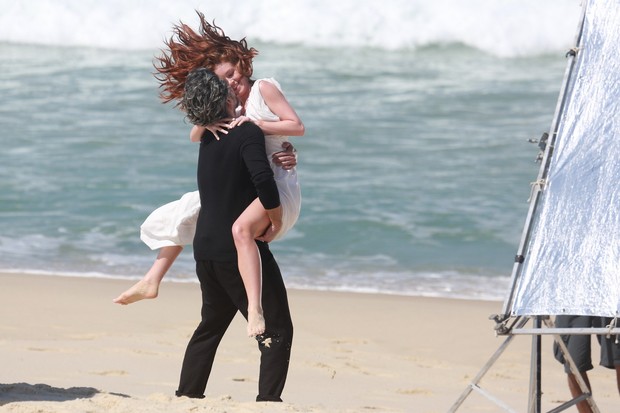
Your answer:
[0,383,104,405]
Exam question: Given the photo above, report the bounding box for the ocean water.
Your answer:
[0,0,583,300]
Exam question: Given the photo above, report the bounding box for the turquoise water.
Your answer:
[0,0,582,299]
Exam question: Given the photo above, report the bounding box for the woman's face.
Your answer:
[225,89,240,117]
[213,61,250,104]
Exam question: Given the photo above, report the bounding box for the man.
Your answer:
[554,315,620,413]
[175,68,293,402]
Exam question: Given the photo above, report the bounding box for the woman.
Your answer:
[114,13,304,338]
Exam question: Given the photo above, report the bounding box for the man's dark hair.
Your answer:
[182,67,229,125]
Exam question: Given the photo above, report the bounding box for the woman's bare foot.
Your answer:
[113,279,159,305]
[247,309,266,337]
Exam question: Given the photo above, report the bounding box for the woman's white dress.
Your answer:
[140,78,301,249]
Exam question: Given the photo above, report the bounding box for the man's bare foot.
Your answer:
[113,279,159,305]
[247,309,266,337]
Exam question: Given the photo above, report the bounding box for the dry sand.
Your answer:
[0,272,618,412]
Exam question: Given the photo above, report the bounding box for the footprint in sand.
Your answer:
[397,388,433,396]
[90,370,128,376]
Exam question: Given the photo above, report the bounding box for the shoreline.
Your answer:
[1,272,617,412]
[0,268,510,303]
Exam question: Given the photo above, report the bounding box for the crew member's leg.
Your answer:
[596,317,620,395]
[554,315,594,413]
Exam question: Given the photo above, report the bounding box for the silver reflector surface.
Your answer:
[511,0,620,317]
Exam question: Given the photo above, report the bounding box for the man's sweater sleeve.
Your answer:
[241,127,281,210]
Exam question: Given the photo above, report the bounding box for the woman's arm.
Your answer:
[190,125,206,142]
[212,81,304,139]
[255,81,305,137]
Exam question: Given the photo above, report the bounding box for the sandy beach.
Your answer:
[0,272,617,412]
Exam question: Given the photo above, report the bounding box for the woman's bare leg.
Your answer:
[113,245,183,305]
[232,198,270,337]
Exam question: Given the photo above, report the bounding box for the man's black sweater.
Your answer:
[193,122,280,262]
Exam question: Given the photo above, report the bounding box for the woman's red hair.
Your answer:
[154,11,258,105]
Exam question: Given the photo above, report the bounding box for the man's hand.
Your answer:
[257,206,283,243]
[272,141,298,170]
[256,222,282,243]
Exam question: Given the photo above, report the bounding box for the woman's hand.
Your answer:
[272,141,298,170]
[194,117,250,142]
[204,118,234,141]
[228,115,251,129]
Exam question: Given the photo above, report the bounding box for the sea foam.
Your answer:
[1,0,581,57]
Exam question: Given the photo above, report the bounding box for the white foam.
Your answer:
[0,0,581,56]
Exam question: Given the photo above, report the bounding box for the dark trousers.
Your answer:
[176,251,293,401]
[554,315,620,373]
